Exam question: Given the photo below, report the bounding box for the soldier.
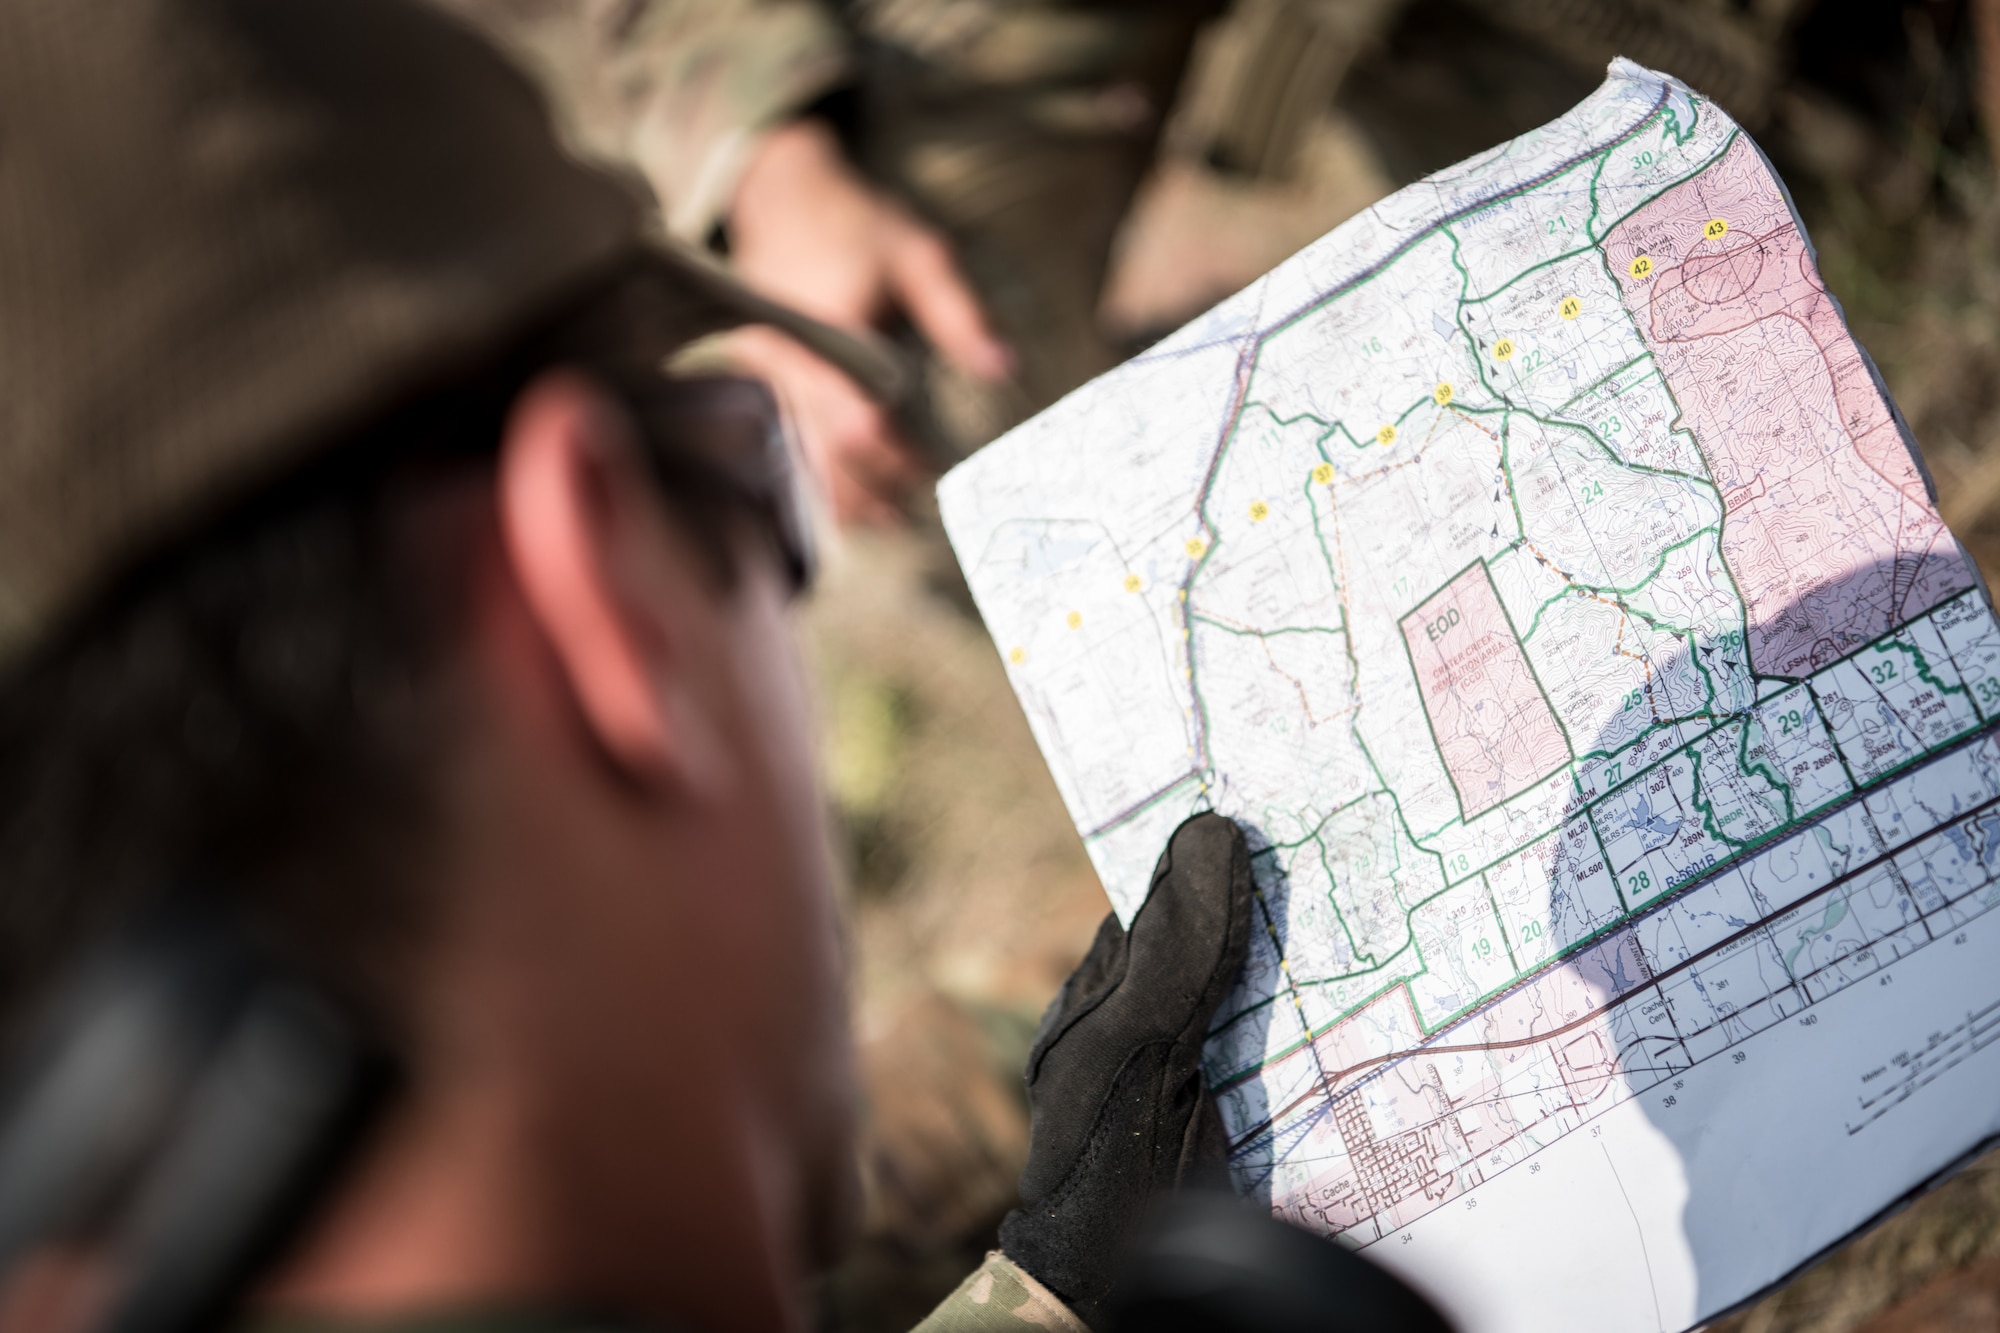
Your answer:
[434,0,1813,534]
[433,0,1226,520]
[0,1,1452,1331]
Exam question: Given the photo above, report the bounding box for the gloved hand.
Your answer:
[994,815,1457,1332]
[997,812,1255,1325]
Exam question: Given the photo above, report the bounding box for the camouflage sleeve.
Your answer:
[434,0,851,240]
[911,1250,1091,1333]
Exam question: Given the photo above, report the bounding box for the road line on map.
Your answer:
[1221,731,2000,1142]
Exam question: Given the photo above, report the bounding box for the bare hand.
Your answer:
[726,118,1012,525]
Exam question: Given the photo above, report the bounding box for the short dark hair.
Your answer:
[0,271,749,1032]
[0,394,491,1032]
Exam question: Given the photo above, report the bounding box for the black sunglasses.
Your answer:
[615,374,817,597]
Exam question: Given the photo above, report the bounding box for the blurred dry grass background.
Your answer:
[805,2,2000,1327]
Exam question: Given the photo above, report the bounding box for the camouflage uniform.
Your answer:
[438,0,1222,448]
[431,0,853,243]
[912,1250,1092,1331]
[437,0,1794,434]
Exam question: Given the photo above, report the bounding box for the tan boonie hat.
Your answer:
[0,0,897,671]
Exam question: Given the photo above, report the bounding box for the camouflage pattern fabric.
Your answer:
[910,1250,1091,1333]
[431,0,1222,452]
[433,0,852,240]
[840,0,1223,452]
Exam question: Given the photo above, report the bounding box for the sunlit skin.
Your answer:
[261,371,857,1333]
[726,118,1014,525]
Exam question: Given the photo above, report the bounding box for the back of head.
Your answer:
[0,0,804,1017]
[0,7,882,1325]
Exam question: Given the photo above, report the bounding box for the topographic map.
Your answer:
[941,61,2000,1332]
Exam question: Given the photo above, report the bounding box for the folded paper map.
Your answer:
[940,59,2000,1333]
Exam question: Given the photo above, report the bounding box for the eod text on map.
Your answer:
[941,61,2000,1333]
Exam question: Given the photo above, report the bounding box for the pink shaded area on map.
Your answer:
[1601,136,1969,678]
[1400,563,1571,819]
[1235,132,1976,1251]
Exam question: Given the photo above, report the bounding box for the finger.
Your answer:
[884,222,1015,383]
[824,419,926,527]
[773,343,927,493]
[727,328,926,526]
[827,463,903,528]
[824,428,924,528]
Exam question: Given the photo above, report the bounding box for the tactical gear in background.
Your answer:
[839,0,1226,449]
[432,0,856,243]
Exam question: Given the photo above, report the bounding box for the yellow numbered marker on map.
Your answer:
[1702,217,1729,241]
[1377,424,1398,446]
[1311,462,1334,485]
[1629,254,1654,280]
[1249,500,1270,522]
[1494,338,1516,362]
[1558,296,1582,320]
[1435,382,1454,406]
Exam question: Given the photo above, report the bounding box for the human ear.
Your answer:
[494,368,722,788]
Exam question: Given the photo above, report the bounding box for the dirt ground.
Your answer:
[805,3,2000,1328]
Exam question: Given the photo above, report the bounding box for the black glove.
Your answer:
[997,811,1255,1325]
[998,814,1458,1333]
